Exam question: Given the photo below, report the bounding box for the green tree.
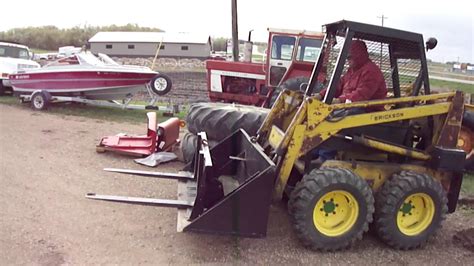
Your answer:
[0,24,164,51]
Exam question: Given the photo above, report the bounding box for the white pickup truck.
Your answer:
[0,41,40,95]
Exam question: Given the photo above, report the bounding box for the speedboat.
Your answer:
[9,52,171,100]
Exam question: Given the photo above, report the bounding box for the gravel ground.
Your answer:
[1,103,473,265]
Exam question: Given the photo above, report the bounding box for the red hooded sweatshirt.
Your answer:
[321,40,387,103]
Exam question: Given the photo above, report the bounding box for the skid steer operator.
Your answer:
[314,40,388,161]
[316,40,387,105]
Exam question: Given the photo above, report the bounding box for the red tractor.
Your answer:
[206,28,324,107]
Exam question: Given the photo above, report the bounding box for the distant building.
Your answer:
[467,65,474,75]
[88,32,211,58]
[452,63,463,73]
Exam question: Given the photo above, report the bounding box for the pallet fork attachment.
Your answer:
[87,130,276,237]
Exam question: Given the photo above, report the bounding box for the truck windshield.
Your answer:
[0,45,30,59]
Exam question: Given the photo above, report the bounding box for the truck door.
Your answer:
[267,35,296,87]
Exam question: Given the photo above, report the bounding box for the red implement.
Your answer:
[97,112,180,156]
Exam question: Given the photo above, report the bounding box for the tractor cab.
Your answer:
[205,28,323,107]
[266,28,324,87]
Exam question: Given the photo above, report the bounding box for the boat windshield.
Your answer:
[76,53,105,66]
[98,53,119,65]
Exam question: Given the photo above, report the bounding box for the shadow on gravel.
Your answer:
[453,228,474,252]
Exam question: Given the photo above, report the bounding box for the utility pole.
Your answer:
[377,14,388,27]
[231,0,239,62]
[377,15,388,67]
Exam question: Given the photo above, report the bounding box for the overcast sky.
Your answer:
[2,0,473,63]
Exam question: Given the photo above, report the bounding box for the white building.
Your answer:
[467,65,474,75]
[88,32,211,58]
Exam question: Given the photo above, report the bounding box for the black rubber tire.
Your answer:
[150,73,172,96]
[180,132,219,163]
[0,82,6,96]
[186,102,269,141]
[30,91,51,110]
[268,76,309,107]
[374,171,447,250]
[463,110,474,131]
[288,167,374,251]
[465,156,474,172]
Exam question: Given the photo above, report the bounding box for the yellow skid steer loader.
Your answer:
[87,20,472,251]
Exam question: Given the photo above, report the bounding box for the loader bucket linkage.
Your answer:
[87,130,276,237]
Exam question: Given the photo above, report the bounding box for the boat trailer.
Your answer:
[87,130,276,237]
[18,83,177,112]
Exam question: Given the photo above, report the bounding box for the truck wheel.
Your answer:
[374,171,447,250]
[31,91,51,110]
[150,73,172,96]
[288,167,374,251]
[186,102,269,141]
[180,132,219,163]
[0,82,6,96]
[268,76,310,107]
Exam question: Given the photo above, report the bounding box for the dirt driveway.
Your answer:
[1,104,473,265]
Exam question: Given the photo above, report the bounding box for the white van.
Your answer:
[58,46,82,58]
[0,41,40,95]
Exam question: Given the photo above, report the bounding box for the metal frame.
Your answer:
[307,20,430,104]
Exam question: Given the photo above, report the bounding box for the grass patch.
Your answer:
[251,54,265,63]
[430,79,474,93]
[0,95,187,124]
[0,95,19,105]
[462,174,474,195]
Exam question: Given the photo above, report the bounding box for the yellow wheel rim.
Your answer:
[313,190,359,237]
[396,193,435,236]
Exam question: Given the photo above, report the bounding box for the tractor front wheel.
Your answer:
[288,167,374,251]
[374,171,447,250]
